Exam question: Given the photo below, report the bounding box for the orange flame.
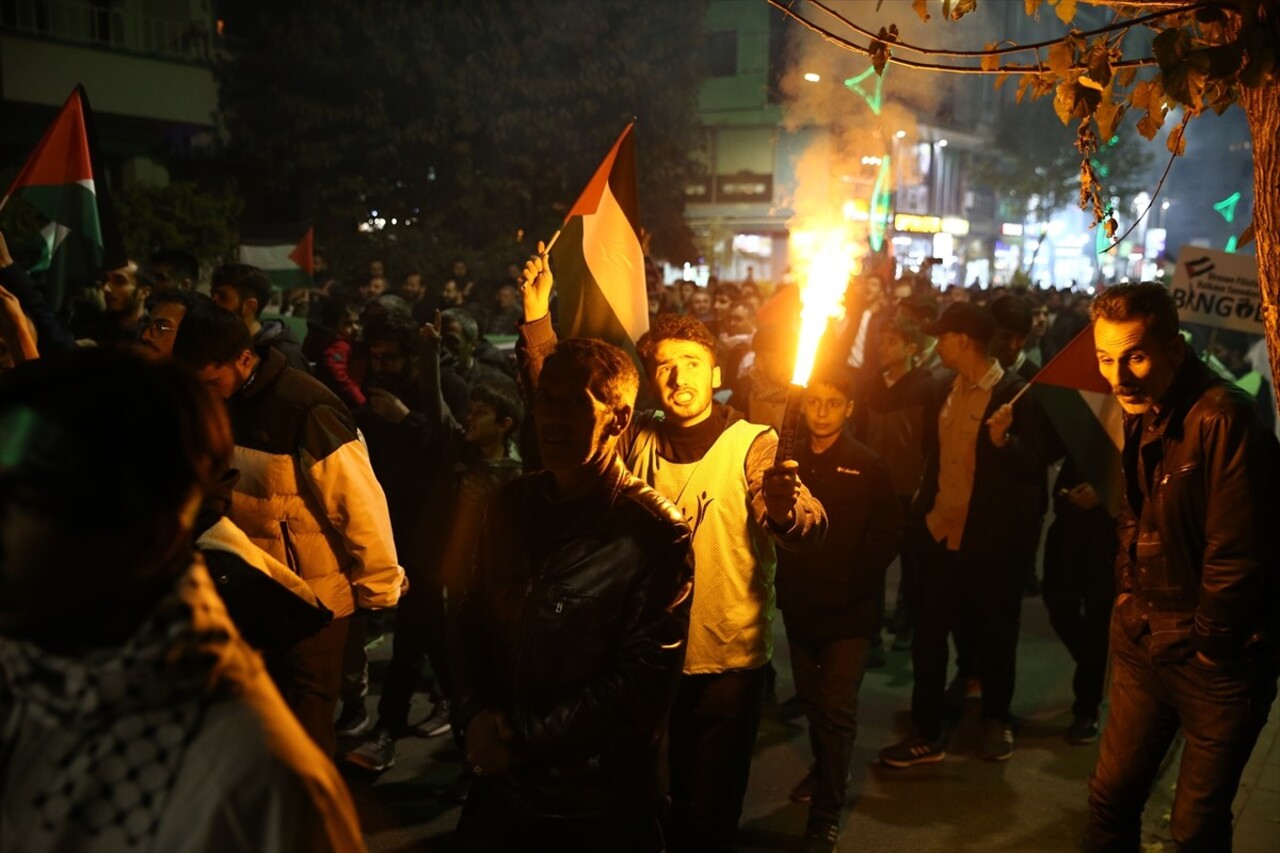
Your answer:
[789,228,858,386]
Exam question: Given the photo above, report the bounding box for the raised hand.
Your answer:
[521,240,554,322]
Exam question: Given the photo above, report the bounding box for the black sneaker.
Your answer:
[789,766,819,803]
[978,721,1014,761]
[344,727,396,772]
[879,736,945,768]
[1065,714,1099,745]
[801,818,840,853]
[335,702,371,737]
[411,700,452,738]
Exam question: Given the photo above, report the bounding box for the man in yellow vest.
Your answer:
[518,251,827,852]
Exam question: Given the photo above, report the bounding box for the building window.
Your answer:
[705,30,737,78]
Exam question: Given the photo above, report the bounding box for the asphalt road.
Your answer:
[345,567,1117,853]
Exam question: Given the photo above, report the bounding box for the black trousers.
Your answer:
[667,666,766,852]
[784,625,870,822]
[378,565,449,734]
[1042,507,1116,717]
[911,537,1023,742]
[455,777,664,853]
[265,614,350,757]
[1087,615,1277,850]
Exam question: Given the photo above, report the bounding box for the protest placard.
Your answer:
[1169,247,1262,334]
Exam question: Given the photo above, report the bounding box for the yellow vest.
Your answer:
[626,419,776,674]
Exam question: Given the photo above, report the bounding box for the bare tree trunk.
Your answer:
[1240,81,1280,417]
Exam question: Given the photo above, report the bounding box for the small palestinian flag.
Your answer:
[1030,324,1125,516]
[2,86,122,310]
[553,122,648,349]
[239,225,314,291]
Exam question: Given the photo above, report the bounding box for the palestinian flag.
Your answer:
[552,122,647,348]
[239,225,314,291]
[1029,324,1125,516]
[2,86,121,310]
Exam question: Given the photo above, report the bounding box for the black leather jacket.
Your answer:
[1116,351,1280,665]
[451,460,694,816]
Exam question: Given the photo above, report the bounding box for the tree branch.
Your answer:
[766,0,1161,74]
[802,0,1219,60]
[1098,114,1190,254]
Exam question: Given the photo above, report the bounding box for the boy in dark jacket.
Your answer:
[779,365,903,852]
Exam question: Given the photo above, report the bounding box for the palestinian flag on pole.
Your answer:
[1029,324,1126,516]
[2,86,122,310]
[552,122,647,348]
[239,225,314,291]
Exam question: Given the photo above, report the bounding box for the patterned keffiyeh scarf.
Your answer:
[0,564,243,850]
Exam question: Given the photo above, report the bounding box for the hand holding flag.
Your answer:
[520,240,554,324]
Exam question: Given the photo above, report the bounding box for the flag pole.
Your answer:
[542,228,562,256]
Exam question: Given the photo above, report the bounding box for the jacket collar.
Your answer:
[236,346,288,403]
[1132,343,1216,444]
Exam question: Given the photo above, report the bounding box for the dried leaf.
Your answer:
[950,0,978,20]
[1094,98,1125,142]
[1087,40,1114,88]
[1136,112,1162,140]
[1078,74,1104,92]
[943,0,952,21]
[1016,74,1033,104]
[994,72,1011,91]
[1048,40,1074,78]
[1054,84,1075,125]
[1054,0,1077,24]
[1025,0,1042,17]
[1167,124,1187,156]
[1117,67,1138,89]
[982,42,1000,73]
[912,0,931,22]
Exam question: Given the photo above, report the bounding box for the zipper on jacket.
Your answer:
[279,519,302,575]
[511,577,535,699]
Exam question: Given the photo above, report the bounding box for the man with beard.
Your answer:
[1087,283,1280,851]
[344,314,523,773]
[451,337,692,851]
[210,263,311,373]
[518,248,826,852]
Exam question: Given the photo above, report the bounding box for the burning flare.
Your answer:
[789,228,856,386]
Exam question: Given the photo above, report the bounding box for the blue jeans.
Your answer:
[1087,611,1278,851]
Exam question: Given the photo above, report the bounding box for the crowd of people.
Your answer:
[0,227,1276,853]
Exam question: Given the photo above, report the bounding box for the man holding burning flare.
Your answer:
[518,245,826,852]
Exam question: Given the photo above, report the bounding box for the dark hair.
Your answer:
[313,295,358,334]
[544,338,639,411]
[881,315,926,352]
[361,314,419,356]
[899,293,940,326]
[807,363,857,401]
[636,313,717,373]
[149,249,199,283]
[211,263,273,318]
[151,288,214,315]
[713,282,741,302]
[363,293,413,323]
[441,307,479,344]
[172,302,254,370]
[0,348,232,519]
[989,294,1034,337]
[470,380,524,439]
[1090,282,1180,342]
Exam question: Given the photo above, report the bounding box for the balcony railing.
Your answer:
[1,0,212,63]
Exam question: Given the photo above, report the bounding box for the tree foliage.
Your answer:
[218,0,708,279]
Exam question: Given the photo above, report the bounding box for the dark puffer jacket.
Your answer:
[1115,350,1280,666]
[451,460,694,816]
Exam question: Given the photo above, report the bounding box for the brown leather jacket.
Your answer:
[1115,350,1280,665]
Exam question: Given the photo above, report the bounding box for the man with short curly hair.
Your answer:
[518,252,826,851]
